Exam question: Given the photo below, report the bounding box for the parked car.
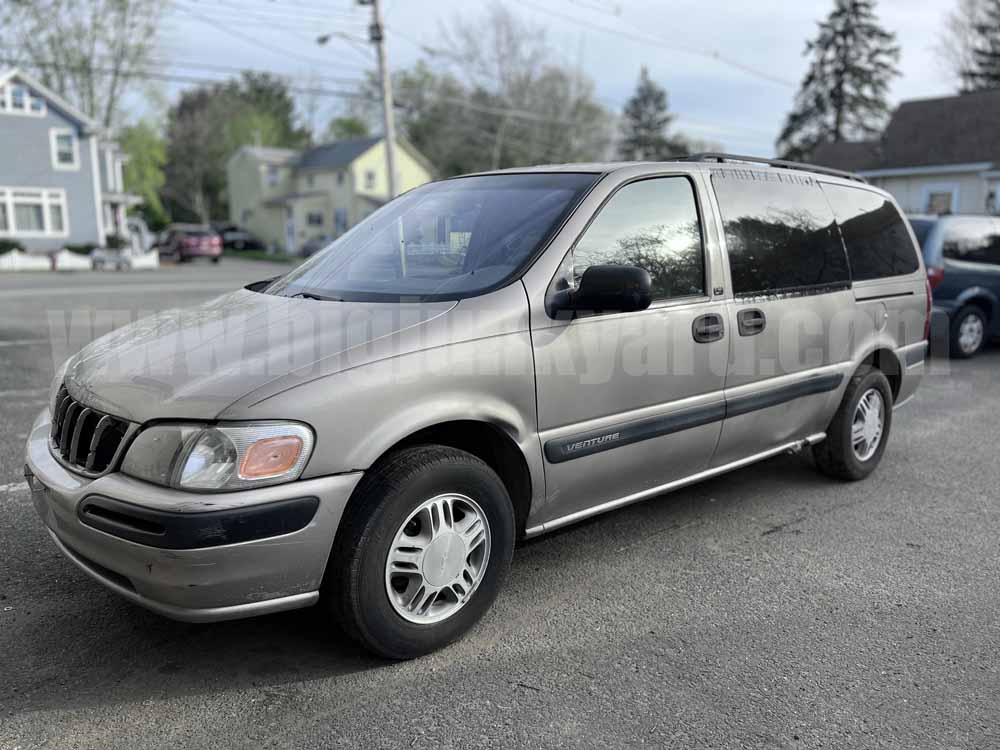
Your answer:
[214,223,266,252]
[26,156,928,659]
[300,234,332,258]
[157,224,222,263]
[909,213,1000,358]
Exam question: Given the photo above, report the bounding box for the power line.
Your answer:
[520,0,796,88]
[172,2,366,72]
[1,58,370,101]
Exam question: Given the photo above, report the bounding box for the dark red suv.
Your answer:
[157,224,222,263]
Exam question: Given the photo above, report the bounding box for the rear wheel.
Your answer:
[813,366,893,481]
[211,257,220,264]
[950,305,987,358]
[324,445,515,659]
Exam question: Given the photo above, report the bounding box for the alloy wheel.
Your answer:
[851,388,885,462]
[384,493,491,624]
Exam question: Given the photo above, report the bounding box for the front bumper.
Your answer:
[26,409,363,623]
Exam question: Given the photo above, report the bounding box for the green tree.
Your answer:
[119,121,169,230]
[163,73,311,222]
[223,72,311,148]
[960,0,1000,90]
[776,0,900,162]
[619,67,687,160]
[348,7,613,176]
[324,116,370,141]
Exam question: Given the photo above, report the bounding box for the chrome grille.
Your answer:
[49,386,137,476]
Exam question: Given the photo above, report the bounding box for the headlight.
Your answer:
[122,422,314,492]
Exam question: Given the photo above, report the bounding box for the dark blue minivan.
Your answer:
[909,214,1000,358]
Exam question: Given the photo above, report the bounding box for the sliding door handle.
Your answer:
[737,308,766,336]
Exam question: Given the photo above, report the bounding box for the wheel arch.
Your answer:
[857,346,903,401]
[955,287,998,323]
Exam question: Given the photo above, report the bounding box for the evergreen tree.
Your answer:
[619,67,687,161]
[776,0,900,162]
[961,0,1000,90]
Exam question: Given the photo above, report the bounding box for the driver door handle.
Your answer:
[692,313,725,344]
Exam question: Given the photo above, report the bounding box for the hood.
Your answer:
[64,289,456,422]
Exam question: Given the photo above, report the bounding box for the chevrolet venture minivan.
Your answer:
[26,155,929,658]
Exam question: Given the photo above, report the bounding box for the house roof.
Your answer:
[810,141,883,173]
[810,88,1000,174]
[296,137,382,170]
[0,68,98,131]
[880,89,1000,169]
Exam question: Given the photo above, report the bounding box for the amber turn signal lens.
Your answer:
[239,435,304,479]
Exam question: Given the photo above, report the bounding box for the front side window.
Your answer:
[267,173,598,301]
[941,218,1000,265]
[822,184,919,280]
[567,177,705,301]
[712,170,849,296]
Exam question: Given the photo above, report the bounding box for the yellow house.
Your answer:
[226,137,435,253]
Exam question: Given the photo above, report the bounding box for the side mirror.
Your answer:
[245,276,280,292]
[548,264,653,317]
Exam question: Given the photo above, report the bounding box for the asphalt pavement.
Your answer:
[1,260,999,749]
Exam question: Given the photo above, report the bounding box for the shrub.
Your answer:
[0,239,25,253]
[65,243,98,255]
[105,234,128,250]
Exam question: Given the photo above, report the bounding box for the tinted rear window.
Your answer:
[711,170,850,295]
[822,184,920,280]
[941,218,1000,265]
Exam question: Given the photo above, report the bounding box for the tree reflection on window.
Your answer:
[571,178,705,301]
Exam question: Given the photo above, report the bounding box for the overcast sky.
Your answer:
[158,0,959,157]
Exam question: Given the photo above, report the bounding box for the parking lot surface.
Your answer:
[1,261,999,749]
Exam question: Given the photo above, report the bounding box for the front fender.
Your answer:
[226,330,545,516]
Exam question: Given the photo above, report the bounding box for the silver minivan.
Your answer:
[26,155,929,658]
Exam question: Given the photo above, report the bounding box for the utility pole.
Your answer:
[360,0,398,199]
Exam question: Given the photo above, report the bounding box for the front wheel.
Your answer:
[813,366,893,481]
[324,445,515,659]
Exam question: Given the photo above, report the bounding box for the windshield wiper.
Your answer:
[287,291,344,302]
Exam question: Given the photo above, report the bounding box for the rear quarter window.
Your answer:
[711,169,850,296]
[822,184,919,280]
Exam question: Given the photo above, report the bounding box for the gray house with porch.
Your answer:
[0,68,139,253]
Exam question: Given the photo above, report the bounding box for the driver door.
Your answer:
[527,175,729,530]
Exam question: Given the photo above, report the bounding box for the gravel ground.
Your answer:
[1,261,998,749]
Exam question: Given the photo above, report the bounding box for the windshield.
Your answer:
[266,172,599,302]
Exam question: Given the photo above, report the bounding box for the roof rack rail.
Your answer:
[679,152,867,184]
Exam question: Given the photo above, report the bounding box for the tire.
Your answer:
[812,366,893,481]
[950,305,988,358]
[211,257,220,264]
[324,445,515,659]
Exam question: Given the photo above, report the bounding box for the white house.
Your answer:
[811,88,1000,216]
